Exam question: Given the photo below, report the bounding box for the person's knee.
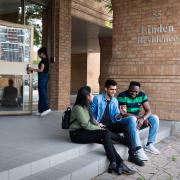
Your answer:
[127,116,137,127]
[102,129,111,137]
[101,130,112,143]
[149,114,159,126]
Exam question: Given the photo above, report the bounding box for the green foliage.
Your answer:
[25,4,43,46]
[137,177,145,180]
[105,3,112,13]
[95,0,112,13]
[171,155,176,161]
[33,59,40,65]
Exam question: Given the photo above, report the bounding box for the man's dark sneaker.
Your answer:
[128,155,145,166]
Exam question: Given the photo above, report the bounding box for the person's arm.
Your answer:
[29,63,45,73]
[114,99,122,121]
[74,106,100,130]
[91,96,98,118]
[137,94,151,128]
[142,101,151,120]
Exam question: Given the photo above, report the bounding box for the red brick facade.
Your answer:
[49,0,71,110]
[99,37,112,92]
[111,0,180,121]
[71,53,87,94]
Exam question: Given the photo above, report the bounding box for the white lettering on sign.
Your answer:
[138,24,178,44]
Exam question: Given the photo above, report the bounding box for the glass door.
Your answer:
[0,21,33,115]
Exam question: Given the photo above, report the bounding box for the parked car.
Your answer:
[33,79,38,90]
[24,78,38,90]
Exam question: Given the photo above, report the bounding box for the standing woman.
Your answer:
[30,47,51,116]
[69,86,135,175]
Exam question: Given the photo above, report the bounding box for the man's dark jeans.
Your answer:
[106,122,136,156]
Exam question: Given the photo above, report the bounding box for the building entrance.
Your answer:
[0,21,33,115]
[0,0,47,115]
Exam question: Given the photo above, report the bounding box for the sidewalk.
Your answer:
[94,135,180,180]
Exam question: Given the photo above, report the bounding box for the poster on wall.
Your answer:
[0,24,31,62]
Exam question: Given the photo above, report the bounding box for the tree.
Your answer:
[95,0,112,13]
[25,4,43,46]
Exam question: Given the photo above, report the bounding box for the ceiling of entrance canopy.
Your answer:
[72,17,112,54]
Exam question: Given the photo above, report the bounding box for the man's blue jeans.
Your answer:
[38,73,49,113]
[119,114,159,148]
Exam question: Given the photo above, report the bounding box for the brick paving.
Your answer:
[94,135,180,180]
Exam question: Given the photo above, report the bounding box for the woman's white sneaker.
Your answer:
[35,112,41,116]
[136,148,149,161]
[144,143,160,155]
[41,109,51,117]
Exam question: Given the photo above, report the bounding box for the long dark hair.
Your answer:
[37,47,48,57]
[75,86,96,124]
[75,86,91,107]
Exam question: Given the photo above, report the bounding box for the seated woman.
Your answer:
[69,86,135,175]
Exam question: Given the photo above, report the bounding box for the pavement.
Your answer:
[93,135,180,180]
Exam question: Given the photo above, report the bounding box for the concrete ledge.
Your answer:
[1,120,171,180]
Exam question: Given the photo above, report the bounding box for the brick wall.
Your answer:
[49,0,71,110]
[99,37,112,92]
[111,0,180,121]
[71,53,87,94]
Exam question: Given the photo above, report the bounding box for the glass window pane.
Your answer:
[0,75,31,112]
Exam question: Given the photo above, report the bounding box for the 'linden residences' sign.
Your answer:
[137,24,178,44]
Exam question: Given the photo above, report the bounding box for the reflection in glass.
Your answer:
[1,78,18,107]
[0,75,31,111]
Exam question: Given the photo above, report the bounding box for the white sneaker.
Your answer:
[136,148,149,161]
[35,112,41,116]
[40,109,51,117]
[144,143,160,155]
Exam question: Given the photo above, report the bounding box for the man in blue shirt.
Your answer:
[91,79,145,166]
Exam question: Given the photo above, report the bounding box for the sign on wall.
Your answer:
[137,10,179,44]
[0,24,31,62]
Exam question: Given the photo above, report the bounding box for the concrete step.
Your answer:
[3,120,170,180]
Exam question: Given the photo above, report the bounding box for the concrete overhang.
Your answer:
[72,16,112,54]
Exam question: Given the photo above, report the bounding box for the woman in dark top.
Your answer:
[69,86,135,175]
[30,47,51,116]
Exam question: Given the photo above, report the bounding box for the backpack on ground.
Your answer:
[62,107,71,129]
[62,107,76,129]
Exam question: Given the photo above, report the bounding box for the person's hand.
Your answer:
[98,123,105,128]
[120,105,127,116]
[137,117,144,129]
[29,67,34,73]
[143,119,152,127]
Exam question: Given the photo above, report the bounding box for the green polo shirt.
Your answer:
[117,90,148,115]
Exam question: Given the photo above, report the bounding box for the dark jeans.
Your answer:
[38,73,49,113]
[107,122,135,156]
[69,129,123,164]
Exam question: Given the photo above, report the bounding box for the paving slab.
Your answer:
[94,135,180,180]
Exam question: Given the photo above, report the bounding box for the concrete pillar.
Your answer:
[49,0,72,110]
[99,37,112,92]
[87,53,100,93]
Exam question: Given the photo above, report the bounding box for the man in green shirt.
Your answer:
[117,81,160,160]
